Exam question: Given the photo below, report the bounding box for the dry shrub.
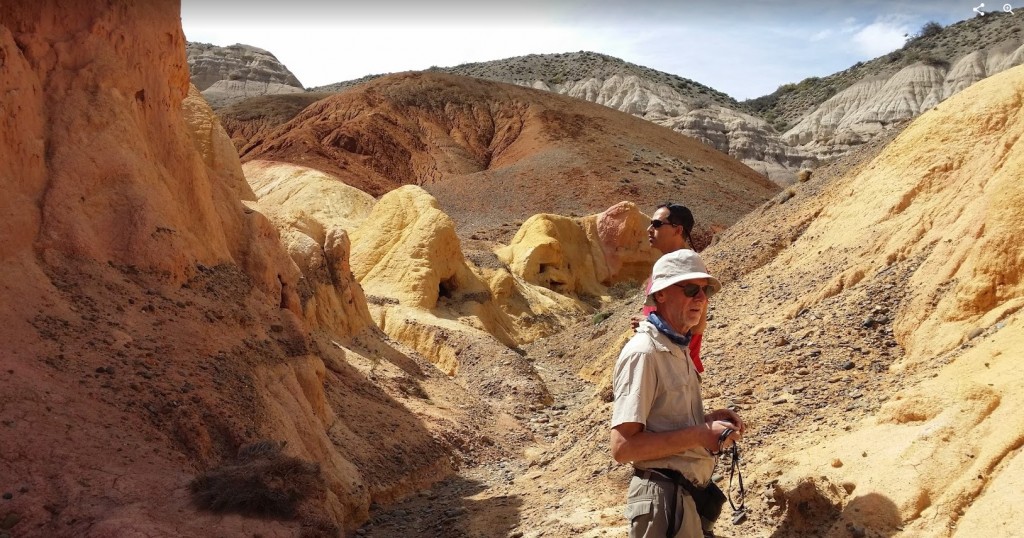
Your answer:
[608,279,640,300]
[190,440,326,519]
[797,169,812,183]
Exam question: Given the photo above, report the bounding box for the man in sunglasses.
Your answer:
[612,249,744,538]
[642,203,707,374]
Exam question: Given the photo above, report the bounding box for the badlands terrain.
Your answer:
[2,3,1022,538]
[195,12,1024,185]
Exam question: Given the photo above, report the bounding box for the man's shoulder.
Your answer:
[619,327,665,357]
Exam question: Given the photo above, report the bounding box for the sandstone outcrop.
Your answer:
[186,42,304,109]
[497,202,658,298]
[348,185,590,402]
[0,4,504,536]
[243,160,377,336]
[182,84,256,203]
[587,201,662,284]
[498,214,606,298]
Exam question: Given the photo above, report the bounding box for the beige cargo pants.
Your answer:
[625,474,703,537]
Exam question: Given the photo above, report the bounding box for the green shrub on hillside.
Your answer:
[920,21,943,38]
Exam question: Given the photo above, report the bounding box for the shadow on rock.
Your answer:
[768,479,900,538]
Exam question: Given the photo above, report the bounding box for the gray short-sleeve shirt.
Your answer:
[611,320,715,486]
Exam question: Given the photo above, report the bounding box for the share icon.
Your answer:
[975,2,986,15]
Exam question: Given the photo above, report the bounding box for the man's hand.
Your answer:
[705,420,741,452]
[705,408,745,434]
[630,315,642,330]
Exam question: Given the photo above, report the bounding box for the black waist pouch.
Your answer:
[685,480,727,523]
[636,468,727,522]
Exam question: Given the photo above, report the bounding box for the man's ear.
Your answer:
[654,290,668,304]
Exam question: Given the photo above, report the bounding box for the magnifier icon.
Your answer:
[1006,3,1015,14]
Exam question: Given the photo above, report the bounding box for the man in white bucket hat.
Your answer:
[611,249,744,538]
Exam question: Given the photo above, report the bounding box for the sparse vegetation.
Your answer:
[919,21,944,38]
[691,95,714,110]
[592,311,612,324]
[797,169,812,183]
[190,440,326,519]
[608,279,640,300]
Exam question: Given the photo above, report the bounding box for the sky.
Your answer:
[182,1,991,100]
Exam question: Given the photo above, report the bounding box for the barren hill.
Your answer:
[186,42,305,109]
[292,14,1024,185]
[311,52,812,183]
[234,71,778,243]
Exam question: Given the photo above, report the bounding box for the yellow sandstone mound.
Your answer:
[497,201,658,298]
[243,159,377,336]
[498,213,606,298]
[348,185,593,404]
[351,185,486,311]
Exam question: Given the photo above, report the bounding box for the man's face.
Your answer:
[648,207,684,254]
[656,277,709,333]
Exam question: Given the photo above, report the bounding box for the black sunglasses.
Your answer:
[673,282,716,298]
[649,219,679,229]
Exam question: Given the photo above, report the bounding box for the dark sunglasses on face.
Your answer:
[674,282,716,298]
[649,219,678,229]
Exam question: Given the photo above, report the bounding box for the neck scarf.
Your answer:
[646,312,691,347]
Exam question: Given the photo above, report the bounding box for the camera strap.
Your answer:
[727,443,747,525]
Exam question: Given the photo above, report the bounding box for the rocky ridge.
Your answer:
[312,52,813,183]
[186,42,305,109]
[756,13,1024,160]
[292,14,1024,184]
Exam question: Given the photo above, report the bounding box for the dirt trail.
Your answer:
[351,325,612,537]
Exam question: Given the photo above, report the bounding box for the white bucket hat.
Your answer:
[646,249,721,305]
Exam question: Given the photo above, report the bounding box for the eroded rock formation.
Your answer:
[784,42,1024,161]
[0,3,499,536]
[233,72,778,238]
[347,185,581,403]
[525,74,815,183]
[186,42,304,109]
[497,202,658,298]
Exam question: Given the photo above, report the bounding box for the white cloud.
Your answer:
[851,20,911,56]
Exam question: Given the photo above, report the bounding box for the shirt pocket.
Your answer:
[624,496,655,523]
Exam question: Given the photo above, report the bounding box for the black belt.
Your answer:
[633,467,703,496]
[634,467,729,526]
